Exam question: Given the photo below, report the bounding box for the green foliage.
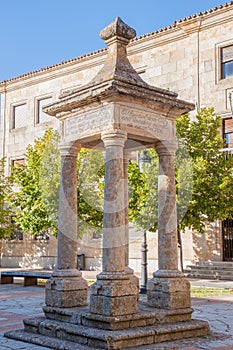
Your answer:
[11,129,60,236]
[128,149,159,233]
[10,130,105,238]
[128,107,233,235]
[40,129,61,230]
[0,158,14,239]
[176,107,233,232]
[77,148,104,236]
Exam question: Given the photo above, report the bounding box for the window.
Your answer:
[221,45,233,79]
[12,158,25,167]
[12,103,27,129]
[223,118,233,147]
[36,96,53,124]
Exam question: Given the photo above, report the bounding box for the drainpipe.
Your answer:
[2,81,7,160]
[196,17,203,112]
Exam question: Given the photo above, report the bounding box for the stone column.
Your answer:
[123,149,139,295]
[147,142,191,311]
[45,142,88,308]
[90,130,138,317]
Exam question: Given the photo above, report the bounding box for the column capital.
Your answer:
[101,129,127,148]
[59,142,81,157]
[154,140,178,157]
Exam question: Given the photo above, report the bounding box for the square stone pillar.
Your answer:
[89,130,138,317]
[147,142,191,311]
[45,143,88,308]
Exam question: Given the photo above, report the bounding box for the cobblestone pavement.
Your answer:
[0,274,233,349]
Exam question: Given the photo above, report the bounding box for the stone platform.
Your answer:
[5,301,209,349]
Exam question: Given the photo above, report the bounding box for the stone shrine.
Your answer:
[5,17,209,349]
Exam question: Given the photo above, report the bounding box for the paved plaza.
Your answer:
[0,272,233,350]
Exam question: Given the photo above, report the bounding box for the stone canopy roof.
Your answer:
[43,18,194,120]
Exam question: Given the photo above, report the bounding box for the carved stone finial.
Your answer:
[100,17,136,43]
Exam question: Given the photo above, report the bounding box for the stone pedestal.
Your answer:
[45,269,88,308]
[90,273,138,317]
[45,143,87,308]
[147,271,191,310]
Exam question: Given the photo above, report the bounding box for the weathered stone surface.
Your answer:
[42,302,193,330]
[90,279,138,297]
[45,289,88,308]
[57,144,80,271]
[147,276,191,309]
[46,276,88,292]
[6,318,210,349]
[90,294,137,316]
[100,17,136,41]
[45,269,88,308]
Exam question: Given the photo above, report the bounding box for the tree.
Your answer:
[0,158,14,239]
[126,108,233,271]
[11,129,60,236]
[10,129,105,238]
[176,107,233,232]
[130,108,233,233]
[128,149,159,233]
[77,148,104,236]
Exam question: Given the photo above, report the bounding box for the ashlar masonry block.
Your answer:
[147,276,191,310]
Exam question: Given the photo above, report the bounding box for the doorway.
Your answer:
[222,219,233,261]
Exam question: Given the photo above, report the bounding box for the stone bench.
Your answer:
[0,270,52,286]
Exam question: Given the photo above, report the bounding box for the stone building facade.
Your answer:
[0,2,233,270]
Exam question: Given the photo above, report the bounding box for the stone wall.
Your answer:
[0,234,57,269]
[0,225,220,271]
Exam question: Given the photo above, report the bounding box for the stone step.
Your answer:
[6,318,209,350]
[184,261,233,280]
[185,273,220,280]
[42,303,193,331]
[185,268,233,275]
[196,261,233,267]
[184,271,233,281]
[185,265,233,271]
[5,329,89,350]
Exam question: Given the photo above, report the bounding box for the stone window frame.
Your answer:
[216,40,233,83]
[10,100,27,130]
[10,156,25,176]
[11,157,25,167]
[222,117,233,148]
[35,94,54,125]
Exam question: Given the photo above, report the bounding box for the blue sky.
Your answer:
[0,0,224,82]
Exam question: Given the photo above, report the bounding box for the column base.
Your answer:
[125,266,140,298]
[45,269,88,308]
[89,272,138,316]
[147,270,191,310]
